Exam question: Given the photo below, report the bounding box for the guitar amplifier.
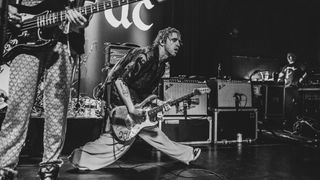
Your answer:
[159,78,208,116]
[209,79,252,108]
[104,43,139,67]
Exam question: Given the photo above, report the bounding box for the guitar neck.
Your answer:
[34,0,142,28]
[148,92,196,117]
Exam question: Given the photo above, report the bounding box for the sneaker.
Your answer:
[0,168,17,180]
[38,164,59,180]
[192,148,201,161]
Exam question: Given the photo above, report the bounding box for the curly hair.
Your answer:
[152,27,181,48]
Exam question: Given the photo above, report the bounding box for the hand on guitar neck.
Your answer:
[8,5,22,28]
[152,98,172,111]
[2,0,169,65]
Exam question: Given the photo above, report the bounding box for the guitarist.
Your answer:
[69,27,201,171]
[0,0,94,180]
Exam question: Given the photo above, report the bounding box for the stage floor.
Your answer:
[15,131,320,180]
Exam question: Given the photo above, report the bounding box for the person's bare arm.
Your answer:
[115,79,145,123]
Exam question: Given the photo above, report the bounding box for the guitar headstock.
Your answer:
[193,87,211,95]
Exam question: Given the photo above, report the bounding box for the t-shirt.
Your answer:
[280,62,304,87]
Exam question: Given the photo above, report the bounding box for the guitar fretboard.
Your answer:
[147,92,196,118]
[24,0,142,29]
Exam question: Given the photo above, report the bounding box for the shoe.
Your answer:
[38,164,59,180]
[0,168,17,180]
[192,148,201,161]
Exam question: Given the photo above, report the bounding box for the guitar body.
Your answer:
[110,95,158,143]
[2,2,64,64]
[110,87,211,143]
[4,20,59,63]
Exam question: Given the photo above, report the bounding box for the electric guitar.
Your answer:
[110,87,211,143]
[1,0,161,65]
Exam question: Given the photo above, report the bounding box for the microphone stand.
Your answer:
[183,100,188,120]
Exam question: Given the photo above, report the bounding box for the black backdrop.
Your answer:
[4,0,319,96]
[160,0,320,78]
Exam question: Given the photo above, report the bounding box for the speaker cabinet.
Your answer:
[264,85,285,119]
[298,88,320,119]
[213,108,258,143]
[209,79,252,108]
[160,78,208,116]
[159,116,212,144]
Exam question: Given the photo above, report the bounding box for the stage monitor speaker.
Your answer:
[209,79,252,108]
[160,78,208,116]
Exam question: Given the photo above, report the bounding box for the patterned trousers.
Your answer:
[0,42,73,170]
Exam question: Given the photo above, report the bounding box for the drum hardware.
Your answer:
[250,70,277,82]
[292,115,320,139]
[67,95,102,118]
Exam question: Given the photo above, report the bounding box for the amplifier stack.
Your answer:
[158,78,211,144]
[208,79,258,143]
[158,78,258,144]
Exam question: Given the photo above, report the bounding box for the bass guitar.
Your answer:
[2,0,161,65]
[110,87,211,143]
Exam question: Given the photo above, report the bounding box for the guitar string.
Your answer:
[5,0,141,34]
[148,92,197,118]
[19,2,112,30]
[15,0,140,31]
